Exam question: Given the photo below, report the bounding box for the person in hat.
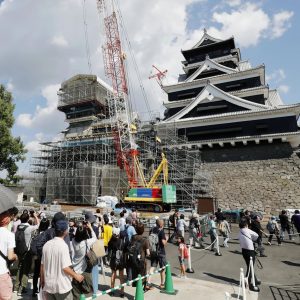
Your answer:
[0,209,18,300]
[41,220,84,299]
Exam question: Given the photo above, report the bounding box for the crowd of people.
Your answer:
[0,207,170,300]
[0,205,299,299]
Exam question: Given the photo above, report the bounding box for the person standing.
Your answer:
[177,236,188,279]
[118,211,126,231]
[148,219,168,289]
[0,210,18,300]
[168,210,179,244]
[291,210,300,242]
[189,213,204,248]
[102,214,113,265]
[215,208,224,224]
[108,227,126,298]
[238,218,260,292]
[40,220,84,300]
[219,217,231,248]
[31,218,50,297]
[279,210,293,241]
[250,215,267,257]
[14,212,40,295]
[71,222,96,299]
[267,216,281,246]
[84,212,100,298]
[208,215,220,255]
[176,214,188,239]
[123,217,136,281]
[130,223,150,290]
[131,208,138,225]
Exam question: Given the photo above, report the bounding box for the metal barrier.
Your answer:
[86,264,170,299]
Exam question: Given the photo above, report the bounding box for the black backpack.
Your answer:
[35,228,55,258]
[15,224,29,256]
[113,239,125,269]
[127,238,145,272]
[29,230,40,256]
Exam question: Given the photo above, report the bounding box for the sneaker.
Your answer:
[267,242,271,246]
[260,254,267,257]
[183,276,188,279]
[278,243,282,246]
[17,287,27,296]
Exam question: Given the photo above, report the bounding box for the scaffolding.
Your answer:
[27,73,211,207]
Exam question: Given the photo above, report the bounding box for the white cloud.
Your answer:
[51,34,69,47]
[208,3,270,47]
[226,0,241,7]
[271,11,294,39]
[207,3,294,48]
[278,85,290,94]
[16,84,65,134]
[266,69,286,83]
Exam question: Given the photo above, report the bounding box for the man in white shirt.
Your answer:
[0,210,18,300]
[238,217,260,292]
[41,220,84,300]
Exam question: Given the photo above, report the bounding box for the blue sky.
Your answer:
[0,0,299,174]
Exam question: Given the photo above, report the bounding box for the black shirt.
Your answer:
[151,226,166,255]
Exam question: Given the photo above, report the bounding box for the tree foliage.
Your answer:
[0,84,26,184]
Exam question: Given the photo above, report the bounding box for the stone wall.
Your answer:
[199,143,300,214]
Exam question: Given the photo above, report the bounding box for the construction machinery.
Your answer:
[97,0,176,212]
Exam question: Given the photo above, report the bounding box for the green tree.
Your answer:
[0,84,26,185]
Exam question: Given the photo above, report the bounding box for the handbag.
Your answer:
[85,241,98,268]
[92,239,106,258]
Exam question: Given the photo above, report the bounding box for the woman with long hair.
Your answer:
[71,222,97,299]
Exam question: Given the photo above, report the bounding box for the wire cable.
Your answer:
[82,0,93,74]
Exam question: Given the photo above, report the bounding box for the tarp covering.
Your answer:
[0,184,17,214]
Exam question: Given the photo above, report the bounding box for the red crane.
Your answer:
[97,0,146,188]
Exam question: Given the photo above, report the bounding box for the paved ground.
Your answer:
[13,225,299,300]
[165,225,300,300]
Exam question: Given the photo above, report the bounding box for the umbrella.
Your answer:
[0,184,17,214]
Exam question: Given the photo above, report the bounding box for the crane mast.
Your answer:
[97,0,146,188]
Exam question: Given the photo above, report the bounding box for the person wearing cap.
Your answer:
[41,220,84,299]
[84,212,100,298]
[108,227,125,298]
[0,209,18,300]
[35,212,71,262]
[71,221,97,299]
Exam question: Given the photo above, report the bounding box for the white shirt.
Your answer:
[118,217,126,231]
[72,230,96,274]
[21,223,39,248]
[238,228,258,250]
[176,219,188,231]
[42,237,72,294]
[0,227,15,275]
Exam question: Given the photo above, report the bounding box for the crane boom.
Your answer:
[97,0,146,187]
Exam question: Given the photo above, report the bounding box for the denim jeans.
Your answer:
[92,264,99,295]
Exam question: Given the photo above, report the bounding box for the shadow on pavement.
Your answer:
[229,250,242,255]
[203,272,239,285]
[281,260,300,267]
[269,284,300,299]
